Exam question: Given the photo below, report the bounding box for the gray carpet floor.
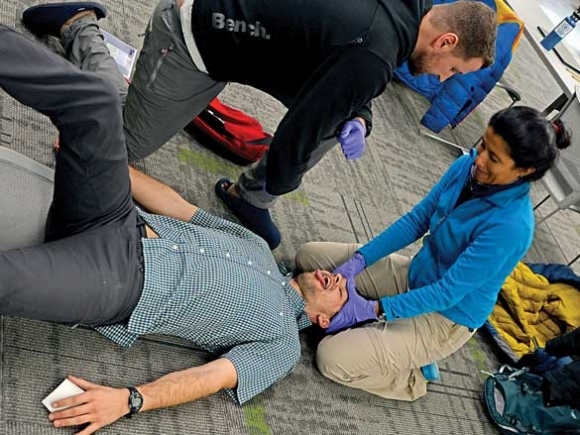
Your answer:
[2,1,580,434]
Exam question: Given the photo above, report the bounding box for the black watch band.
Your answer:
[126,386,144,418]
[377,301,385,318]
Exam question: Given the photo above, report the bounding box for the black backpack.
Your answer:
[484,366,580,434]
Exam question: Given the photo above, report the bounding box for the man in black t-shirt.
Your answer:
[24,0,497,250]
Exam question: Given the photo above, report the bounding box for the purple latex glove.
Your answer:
[326,252,375,333]
[326,276,378,334]
[333,252,366,280]
[338,119,366,159]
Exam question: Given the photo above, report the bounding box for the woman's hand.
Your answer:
[325,276,378,333]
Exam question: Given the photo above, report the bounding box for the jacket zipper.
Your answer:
[147,44,175,89]
[431,161,473,235]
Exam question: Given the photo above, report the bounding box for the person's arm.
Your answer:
[380,221,530,322]
[265,47,390,195]
[358,156,468,267]
[48,358,237,435]
[129,166,198,222]
[129,167,267,241]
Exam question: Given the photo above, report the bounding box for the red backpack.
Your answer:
[185,98,272,165]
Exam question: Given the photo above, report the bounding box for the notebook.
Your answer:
[102,29,138,80]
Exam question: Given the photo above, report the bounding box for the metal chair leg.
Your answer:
[495,81,521,109]
[533,194,551,211]
[568,252,580,266]
[418,128,469,154]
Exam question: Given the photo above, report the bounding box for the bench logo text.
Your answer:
[212,13,271,40]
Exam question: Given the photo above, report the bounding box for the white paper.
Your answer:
[102,29,138,80]
[42,378,85,412]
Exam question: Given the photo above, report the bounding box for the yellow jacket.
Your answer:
[488,262,580,357]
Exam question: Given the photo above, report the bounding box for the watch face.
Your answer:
[130,389,143,410]
[131,394,143,408]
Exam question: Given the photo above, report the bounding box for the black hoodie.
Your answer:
[191,0,432,194]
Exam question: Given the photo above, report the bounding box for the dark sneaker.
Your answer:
[22,2,107,36]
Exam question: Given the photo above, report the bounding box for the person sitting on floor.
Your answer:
[0,25,348,435]
[295,105,571,401]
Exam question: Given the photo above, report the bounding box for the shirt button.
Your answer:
[173,245,179,250]
[248,260,252,265]
[279,312,284,316]
[199,248,205,254]
[226,252,231,258]
[267,270,271,275]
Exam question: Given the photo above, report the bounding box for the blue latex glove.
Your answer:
[326,276,378,334]
[338,119,366,159]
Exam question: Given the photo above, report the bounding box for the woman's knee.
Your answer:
[316,332,380,383]
[316,336,348,382]
[295,242,327,271]
[295,242,358,272]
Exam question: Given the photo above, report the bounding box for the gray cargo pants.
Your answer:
[124,0,338,209]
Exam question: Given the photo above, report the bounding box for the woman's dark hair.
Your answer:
[489,106,571,181]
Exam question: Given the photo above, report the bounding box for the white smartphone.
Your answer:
[42,378,85,412]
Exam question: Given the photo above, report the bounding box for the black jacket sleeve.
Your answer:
[265,46,391,195]
[546,327,580,358]
[542,360,580,409]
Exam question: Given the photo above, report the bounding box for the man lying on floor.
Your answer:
[0,25,347,435]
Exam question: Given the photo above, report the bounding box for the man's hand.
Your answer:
[47,359,237,434]
[326,277,378,333]
[48,375,130,435]
[338,118,366,159]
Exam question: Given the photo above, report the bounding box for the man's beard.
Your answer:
[296,273,316,297]
[407,51,429,76]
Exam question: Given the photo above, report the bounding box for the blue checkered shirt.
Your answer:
[96,209,311,404]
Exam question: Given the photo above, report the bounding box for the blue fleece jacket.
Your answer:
[358,150,534,328]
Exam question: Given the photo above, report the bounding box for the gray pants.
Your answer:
[296,242,475,401]
[61,16,128,103]
[0,25,143,326]
[123,0,225,160]
[124,0,339,209]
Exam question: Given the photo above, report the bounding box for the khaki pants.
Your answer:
[295,242,475,401]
